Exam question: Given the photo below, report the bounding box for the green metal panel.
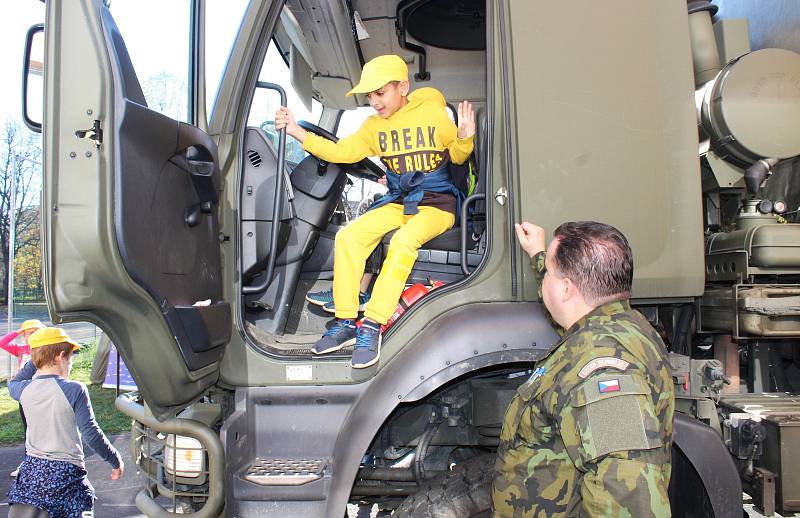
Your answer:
[507,0,705,299]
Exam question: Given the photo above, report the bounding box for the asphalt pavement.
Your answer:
[0,434,383,517]
[0,434,142,518]
[0,304,101,344]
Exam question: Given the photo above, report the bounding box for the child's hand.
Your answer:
[275,106,307,142]
[457,100,475,139]
[111,460,124,480]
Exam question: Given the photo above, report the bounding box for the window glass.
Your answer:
[248,41,322,167]
[206,0,250,122]
[109,0,191,122]
[336,106,375,139]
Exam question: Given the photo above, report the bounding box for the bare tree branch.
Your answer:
[0,118,43,302]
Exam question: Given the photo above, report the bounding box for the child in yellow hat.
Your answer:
[276,54,475,368]
[0,319,45,372]
[0,319,45,469]
[7,327,123,517]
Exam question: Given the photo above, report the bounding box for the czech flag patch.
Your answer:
[598,379,621,393]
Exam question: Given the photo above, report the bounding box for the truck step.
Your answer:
[242,458,327,486]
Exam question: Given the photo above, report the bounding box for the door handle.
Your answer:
[170,145,219,227]
[495,186,508,206]
[170,146,219,209]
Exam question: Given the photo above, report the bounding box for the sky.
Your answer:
[0,0,328,128]
[0,0,254,126]
[0,1,45,124]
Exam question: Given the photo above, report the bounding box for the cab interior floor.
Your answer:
[245,279,350,356]
[245,321,356,359]
[283,279,340,335]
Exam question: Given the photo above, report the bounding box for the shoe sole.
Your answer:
[351,335,382,369]
[305,294,332,307]
[323,303,368,315]
[312,336,356,355]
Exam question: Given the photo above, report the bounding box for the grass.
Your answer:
[0,340,133,446]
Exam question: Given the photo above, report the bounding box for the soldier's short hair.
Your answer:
[552,221,633,305]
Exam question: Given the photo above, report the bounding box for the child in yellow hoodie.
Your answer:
[276,54,474,368]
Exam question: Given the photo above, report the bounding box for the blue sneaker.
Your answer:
[306,288,334,307]
[323,292,371,314]
[312,319,357,355]
[351,320,382,369]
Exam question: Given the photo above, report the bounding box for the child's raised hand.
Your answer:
[457,100,475,139]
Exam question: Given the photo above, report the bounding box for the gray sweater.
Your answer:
[9,361,121,469]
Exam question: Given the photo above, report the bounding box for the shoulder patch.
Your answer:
[578,357,630,379]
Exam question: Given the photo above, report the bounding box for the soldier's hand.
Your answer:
[515,222,546,258]
[457,100,475,139]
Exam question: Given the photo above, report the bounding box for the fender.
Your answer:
[671,412,742,518]
[325,301,559,516]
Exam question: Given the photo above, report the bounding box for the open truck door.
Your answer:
[41,0,229,419]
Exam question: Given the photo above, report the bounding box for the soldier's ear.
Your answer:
[565,277,592,307]
[558,276,574,302]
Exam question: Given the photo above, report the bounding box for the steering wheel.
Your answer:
[298,120,385,180]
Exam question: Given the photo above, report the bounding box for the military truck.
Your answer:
[22,0,800,516]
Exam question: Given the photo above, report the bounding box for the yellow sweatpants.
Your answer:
[333,203,455,324]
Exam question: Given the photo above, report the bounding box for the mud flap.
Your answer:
[670,413,742,518]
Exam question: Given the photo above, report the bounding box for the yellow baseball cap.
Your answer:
[346,55,409,96]
[17,319,45,333]
[28,327,81,351]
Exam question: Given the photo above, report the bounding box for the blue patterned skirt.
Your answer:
[7,455,95,518]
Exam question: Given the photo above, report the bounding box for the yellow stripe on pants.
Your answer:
[333,203,455,324]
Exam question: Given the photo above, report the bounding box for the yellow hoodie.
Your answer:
[302,87,474,176]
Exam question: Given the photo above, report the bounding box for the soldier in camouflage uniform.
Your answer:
[492,221,674,517]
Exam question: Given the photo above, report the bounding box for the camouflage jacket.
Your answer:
[492,294,675,517]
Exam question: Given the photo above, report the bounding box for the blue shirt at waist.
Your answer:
[370,165,465,220]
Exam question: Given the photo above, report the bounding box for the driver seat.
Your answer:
[379,106,487,281]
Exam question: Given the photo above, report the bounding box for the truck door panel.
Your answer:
[43,0,228,417]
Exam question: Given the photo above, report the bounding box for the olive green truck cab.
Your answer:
[25,0,800,516]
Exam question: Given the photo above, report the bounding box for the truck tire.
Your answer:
[392,453,494,517]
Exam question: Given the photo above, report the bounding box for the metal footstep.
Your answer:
[242,458,327,486]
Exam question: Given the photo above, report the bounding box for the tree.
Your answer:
[15,206,42,301]
[0,119,42,304]
[141,71,188,122]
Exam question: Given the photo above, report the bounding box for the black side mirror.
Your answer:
[22,24,44,133]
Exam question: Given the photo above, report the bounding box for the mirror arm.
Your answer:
[22,24,44,133]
